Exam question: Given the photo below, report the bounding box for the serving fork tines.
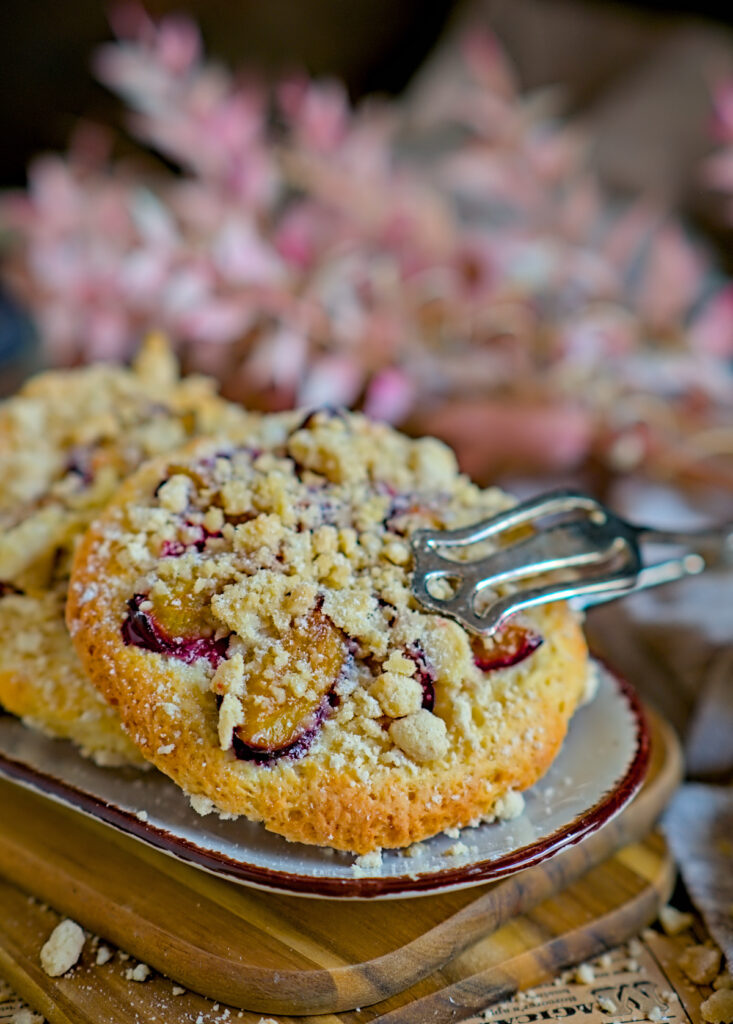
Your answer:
[410,489,733,636]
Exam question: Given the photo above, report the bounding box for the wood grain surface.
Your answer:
[0,710,680,1021]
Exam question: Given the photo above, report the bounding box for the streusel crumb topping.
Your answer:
[0,333,257,764]
[82,409,581,770]
[0,332,255,594]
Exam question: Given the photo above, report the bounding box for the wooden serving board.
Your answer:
[0,710,681,1023]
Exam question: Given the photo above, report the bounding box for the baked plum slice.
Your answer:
[65,445,96,486]
[223,608,349,764]
[383,493,444,536]
[472,623,543,672]
[122,591,229,668]
[160,520,223,558]
[294,406,349,431]
[403,642,437,711]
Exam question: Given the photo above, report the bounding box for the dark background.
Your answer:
[1,0,732,187]
[0,0,458,186]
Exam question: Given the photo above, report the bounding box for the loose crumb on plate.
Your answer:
[352,849,383,876]
[493,791,525,821]
[443,841,469,858]
[401,842,427,859]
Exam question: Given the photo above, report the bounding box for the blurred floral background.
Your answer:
[0,0,732,498]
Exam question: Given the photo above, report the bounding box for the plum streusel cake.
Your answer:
[67,410,589,851]
[0,334,257,764]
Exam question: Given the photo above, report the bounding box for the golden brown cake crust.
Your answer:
[0,589,147,765]
[67,411,588,852]
[0,334,257,763]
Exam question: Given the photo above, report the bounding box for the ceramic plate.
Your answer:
[0,660,648,899]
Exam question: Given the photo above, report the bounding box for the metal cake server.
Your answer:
[411,489,733,636]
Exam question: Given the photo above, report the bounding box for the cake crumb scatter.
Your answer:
[40,918,85,977]
[575,963,595,983]
[659,905,694,936]
[701,989,733,1024]
[678,944,721,985]
[125,962,151,982]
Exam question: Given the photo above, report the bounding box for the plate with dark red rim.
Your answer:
[0,659,648,899]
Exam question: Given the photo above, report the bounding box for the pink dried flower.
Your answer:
[634,223,706,330]
[363,368,416,423]
[710,80,733,141]
[461,31,517,100]
[704,79,733,215]
[413,399,594,480]
[0,6,730,491]
[278,77,350,154]
[689,285,733,358]
[298,354,364,409]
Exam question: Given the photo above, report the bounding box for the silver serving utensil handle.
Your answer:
[410,489,732,637]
